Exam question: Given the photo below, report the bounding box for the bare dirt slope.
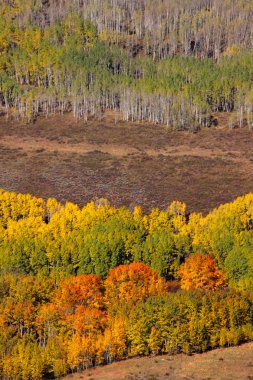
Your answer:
[1,112,253,214]
[63,342,253,380]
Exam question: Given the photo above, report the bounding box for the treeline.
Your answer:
[3,0,253,59]
[0,1,253,128]
[1,189,253,289]
[1,189,253,378]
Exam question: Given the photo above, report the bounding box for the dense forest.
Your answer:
[0,0,253,129]
[1,189,253,378]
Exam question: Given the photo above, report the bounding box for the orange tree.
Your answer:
[178,253,227,291]
[104,262,168,307]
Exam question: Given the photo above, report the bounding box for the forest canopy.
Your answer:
[1,189,253,288]
[0,0,253,129]
[1,189,253,378]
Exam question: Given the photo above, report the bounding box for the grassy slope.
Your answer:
[63,342,253,380]
[1,112,253,214]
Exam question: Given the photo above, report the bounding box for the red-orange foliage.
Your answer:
[54,274,104,314]
[178,253,227,291]
[105,262,168,306]
[66,305,106,335]
[2,299,36,338]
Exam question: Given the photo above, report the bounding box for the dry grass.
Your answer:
[1,112,253,214]
[63,342,253,380]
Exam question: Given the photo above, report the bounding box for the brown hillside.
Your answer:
[63,342,253,380]
[1,113,253,214]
